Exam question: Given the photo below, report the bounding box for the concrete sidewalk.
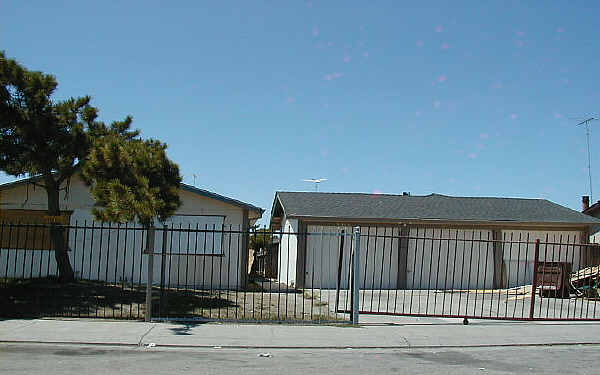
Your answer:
[1,318,600,349]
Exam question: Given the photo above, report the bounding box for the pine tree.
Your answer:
[0,51,137,282]
[82,135,182,228]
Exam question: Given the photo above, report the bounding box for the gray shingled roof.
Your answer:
[274,192,600,225]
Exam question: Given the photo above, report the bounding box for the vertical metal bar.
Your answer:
[23,225,35,278]
[378,227,387,312]
[472,230,483,317]
[495,232,508,318]
[465,230,476,316]
[318,228,326,321]
[539,233,549,317]
[520,233,530,319]
[567,234,576,318]
[225,224,232,319]
[4,224,13,281]
[441,229,451,315]
[209,223,216,319]
[449,229,459,315]
[424,229,435,315]
[584,242,593,319]
[235,225,242,320]
[504,232,515,318]
[114,223,121,285]
[132,224,140,319]
[13,223,22,281]
[363,227,381,311]
[432,228,443,316]
[201,224,208,317]
[393,227,402,314]
[120,223,128,319]
[70,223,78,318]
[345,229,354,313]
[160,224,168,318]
[418,227,428,314]
[361,226,371,308]
[457,230,467,317]
[176,223,182,292]
[145,226,156,322]
[352,226,361,324]
[409,228,420,314]
[386,227,394,313]
[592,243,599,319]
[335,229,346,313]
[557,234,566,318]
[529,239,540,320]
[80,221,87,282]
[480,231,491,317]
[512,232,522,318]
[385,227,398,313]
[549,233,558,318]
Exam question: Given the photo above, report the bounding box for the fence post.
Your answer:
[529,239,540,320]
[159,225,168,317]
[145,225,156,322]
[352,226,361,324]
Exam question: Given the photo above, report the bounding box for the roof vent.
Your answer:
[402,192,410,196]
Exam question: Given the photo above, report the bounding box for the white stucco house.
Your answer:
[0,173,263,289]
[270,192,600,290]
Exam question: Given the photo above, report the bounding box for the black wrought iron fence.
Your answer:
[1,222,599,323]
[336,227,600,321]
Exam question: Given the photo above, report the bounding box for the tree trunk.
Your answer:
[46,178,75,283]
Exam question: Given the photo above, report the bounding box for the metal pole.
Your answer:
[145,225,156,322]
[159,225,168,317]
[352,227,361,324]
[529,239,540,320]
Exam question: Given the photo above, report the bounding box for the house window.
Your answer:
[166,215,225,255]
[0,210,72,250]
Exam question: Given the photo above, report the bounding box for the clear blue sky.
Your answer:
[2,1,599,226]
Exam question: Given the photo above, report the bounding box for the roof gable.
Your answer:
[273,192,600,226]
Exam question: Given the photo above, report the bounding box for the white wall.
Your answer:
[0,175,250,289]
[277,217,298,287]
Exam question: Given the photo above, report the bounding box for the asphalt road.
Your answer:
[1,343,598,375]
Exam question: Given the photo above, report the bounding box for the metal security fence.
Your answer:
[0,223,355,323]
[334,227,600,321]
[151,226,351,323]
[2,222,599,323]
[0,222,149,320]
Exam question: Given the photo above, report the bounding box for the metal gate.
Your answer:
[334,227,600,322]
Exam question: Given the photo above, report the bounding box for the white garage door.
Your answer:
[406,228,494,290]
[305,226,401,290]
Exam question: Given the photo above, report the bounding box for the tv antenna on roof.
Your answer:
[302,178,327,191]
[572,116,597,202]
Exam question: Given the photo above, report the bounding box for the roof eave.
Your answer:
[285,215,599,228]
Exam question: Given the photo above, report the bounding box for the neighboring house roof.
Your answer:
[272,192,600,226]
[583,200,600,218]
[0,174,264,215]
[181,184,263,214]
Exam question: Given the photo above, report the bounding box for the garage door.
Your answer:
[305,226,401,290]
[406,228,494,290]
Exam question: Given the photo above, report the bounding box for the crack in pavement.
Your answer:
[137,325,156,347]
